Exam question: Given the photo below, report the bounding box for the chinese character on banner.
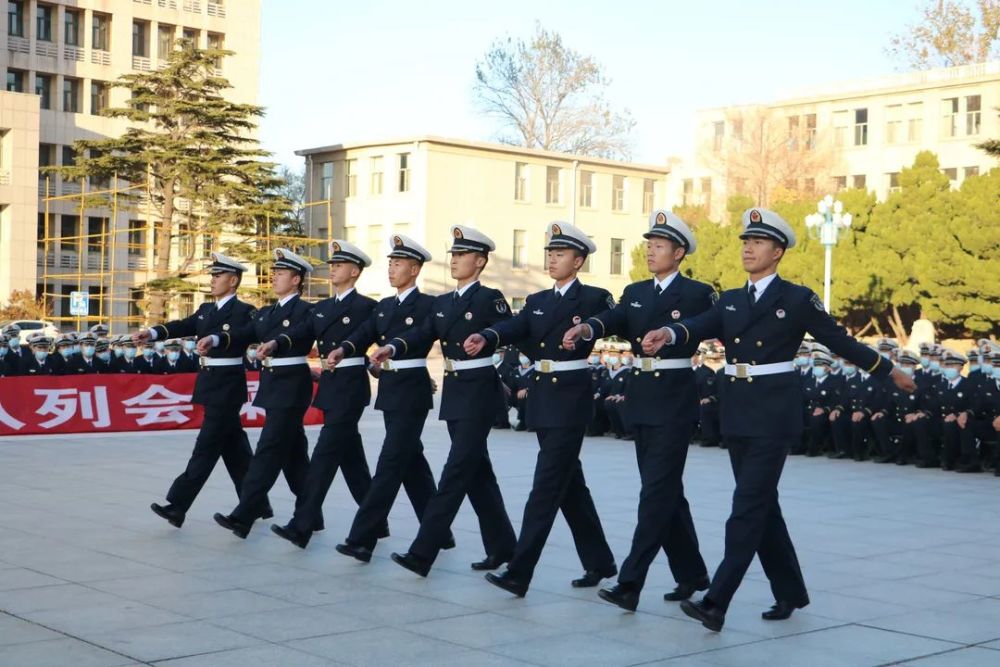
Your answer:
[35,387,112,429]
[240,379,266,423]
[0,400,25,430]
[122,384,194,426]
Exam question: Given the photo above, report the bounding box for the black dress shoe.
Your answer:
[151,503,185,528]
[761,600,802,620]
[485,570,528,597]
[572,566,617,588]
[270,523,309,549]
[598,584,639,612]
[471,554,509,571]
[391,551,431,577]
[335,542,372,563]
[442,536,456,550]
[213,512,251,539]
[663,575,710,602]
[680,598,725,632]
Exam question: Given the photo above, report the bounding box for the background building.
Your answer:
[1,0,261,330]
[671,62,1000,217]
[0,89,40,300]
[296,136,670,307]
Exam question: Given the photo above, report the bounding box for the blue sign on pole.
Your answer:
[69,291,89,316]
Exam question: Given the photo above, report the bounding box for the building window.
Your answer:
[38,143,54,168]
[786,115,799,150]
[157,24,175,60]
[34,73,51,109]
[36,3,52,41]
[87,217,105,253]
[833,176,847,191]
[319,161,333,199]
[8,0,24,37]
[712,121,724,151]
[682,179,693,206]
[132,20,149,57]
[887,172,900,193]
[60,215,78,251]
[398,152,410,192]
[182,27,200,45]
[701,177,712,209]
[202,233,214,255]
[579,170,593,207]
[833,110,849,147]
[610,238,623,275]
[128,289,144,319]
[514,162,527,201]
[207,32,224,68]
[803,177,815,193]
[6,69,24,93]
[64,9,81,46]
[852,174,866,189]
[512,230,527,269]
[366,224,382,262]
[92,13,110,50]
[805,113,817,149]
[545,166,561,204]
[907,102,923,142]
[964,166,980,179]
[730,176,747,194]
[62,145,76,168]
[942,167,958,183]
[941,98,959,138]
[90,82,109,116]
[128,220,146,255]
[731,118,743,143]
[885,104,902,144]
[966,95,981,136]
[344,159,356,197]
[63,78,80,112]
[370,156,383,195]
[853,108,868,146]
[611,175,625,211]
[642,178,655,215]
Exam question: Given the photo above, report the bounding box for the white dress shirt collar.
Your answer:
[747,272,779,301]
[277,293,298,308]
[215,292,237,310]
[654,271,679,293]
[456,280,479,298]
[396,286,417,304]
[335,287,355,302]
[554,278,578,298]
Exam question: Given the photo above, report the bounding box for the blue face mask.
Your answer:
[919,357,930,368]
[608,356,619,366]
[842,365,857,377]
[60,347,74,359]
[142,348,155,359]
[492,353,501,365]
[34,350,49,362]
[81,345,95,358]
[898,366,914,377]
[969,364,980,372]
[988,366,999,378]
[7,335,19,347]
[113,347,124,358]
[942,367,961,381]
[124,348,137,360]
[247,349,257,361]
[831,360,842,371]
[519,356,530,366]
[929,361,941,373]
[0,346,6,358]
[794,356,810,367]
[167,351,180,362]
[184,340,197,352]
[812,367,827,378]
[621,357,632,367]
[97,351,111,363]
[588,355,600,365]
[154,341,166,353]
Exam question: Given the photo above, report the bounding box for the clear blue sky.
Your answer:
[258,0,917,169]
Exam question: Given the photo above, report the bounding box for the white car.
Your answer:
[2,319,60,344]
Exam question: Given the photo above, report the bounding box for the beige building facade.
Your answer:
[296,137,671,307]
[673,62,1000,217]
[1,0,261,329]
[0,89,40,300]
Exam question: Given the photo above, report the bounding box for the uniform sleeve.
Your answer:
[803,290,892,378]
[276,310,316,353]
[153,311,200,340]
[221,306,260,353]
[667,302,724,348]
[585,286,628,339]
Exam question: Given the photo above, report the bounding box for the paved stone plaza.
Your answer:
[2,408,1000,666]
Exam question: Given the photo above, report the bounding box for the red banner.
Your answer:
[0,372,324,436]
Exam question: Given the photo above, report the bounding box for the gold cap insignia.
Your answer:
[551,223,562,235]
[453,227,463,239]
[655,211,666,225]
[750,209,762,223]
[393,236,403,247]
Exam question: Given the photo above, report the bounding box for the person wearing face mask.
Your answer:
[803,350,844,457]
[870,349,933,466]
[692,345,719,447]
[94,339,112,370]
[973,350,1000,475]
[0,335,11,377]
[111,339,142,373]
[601,351,631,440]
[66,333,102,374]
[24,334,57,375]
[790,342,814,455]
[243,343,262,371]
[50,334,77,375]
[564,210,713,612]
[492,347,514,430]
[2,324,24,376]
[510,352,534,430]
[135,341,158,374]
[181,336,199,362]
[137,252,273,530]
[583,349,608,436]
[156,339,196,374]
[935,350,981,473]
[828,353,880,461]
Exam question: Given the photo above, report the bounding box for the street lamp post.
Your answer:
[804,194,852,313]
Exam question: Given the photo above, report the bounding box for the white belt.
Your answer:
[533,359,590,373]
[635,357,692,372]
[262,356,309,368]
[380,358,428,371]
[724,361,796,379]
[444,357,495,372]
[324,357,366,371]
[199,357,243,368]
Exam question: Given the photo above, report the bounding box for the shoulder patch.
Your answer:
[606,294,616,309]
[810,292,825,311]
[494,298,508,314]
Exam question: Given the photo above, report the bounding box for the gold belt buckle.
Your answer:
[262,357,272,369]
[381,359,392,371]
[735,363,749,379]
[321,359,332,372]
[444,359,455,372]
[198,356,208,368]
[641,357,655,372]
[539,360,552,374]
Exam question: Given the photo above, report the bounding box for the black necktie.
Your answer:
[555,290,563,300]
[395,297,402,306]
[655,284,663,295]
[747,283,756,306]
[452,291,459,302]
